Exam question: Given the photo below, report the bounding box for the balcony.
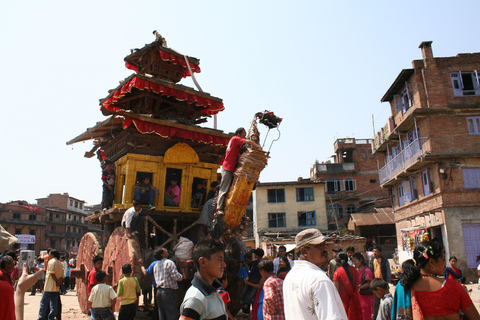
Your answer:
[379,138,430,186]
[316,162,355,173]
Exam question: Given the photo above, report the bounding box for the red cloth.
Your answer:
[220,291,231,305]
[10,266,19,281]
[87,269,99,297]
[414,279,473,316]
[124,49,201,78]
[222,136,245,171]
[251,289,262,320]
[333,265,362,320]
[123,117,230,147]
[158,48,201,77]
[0,269,13,286]
[0,280,15,320]
[263,275,285,320]
[102,76,224,115]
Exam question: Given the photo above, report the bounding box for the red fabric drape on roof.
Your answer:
[124,49,201,78]
[124,61,138,73]
[102,76,224,115]
[123,117,229,147]
[158,49,201,76]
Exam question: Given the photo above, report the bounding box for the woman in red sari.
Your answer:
[333,252,362,320]
[352,252,374,320]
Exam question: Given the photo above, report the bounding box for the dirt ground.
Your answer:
[21,282,480,319]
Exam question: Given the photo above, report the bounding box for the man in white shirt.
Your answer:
[283,229,347,320]
[121,199,143,238]
[273,245,295,274]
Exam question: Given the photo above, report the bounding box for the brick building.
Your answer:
[0,201,47,252]
[310,138,391,230]
[253,179,326,255]
[36,193,106,252]
[372,41,480,276]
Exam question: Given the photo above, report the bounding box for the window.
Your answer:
[267,189,285,203]
[13,213,20,219]
[70,200,73,206]
[422,169,433,196]
[463,168,480,189]
[51,226,56,233]
[325,178,341,193]
[29,214,36,221]
[15,229,21,235]
[298,211,316,227]
[346,204,356,215]
[74,201,78,208]
[79,203,83,209]
[296,187,314,202]
[50,240,56,248]
[268,213,286,228]
[73,215,77,221]
[451,71,480,96]
[370,179,377,183]
[467,117,480,135]
[344,178,356,191]
[394,82,413,114]
[29,230,35,235]
[326,204,344,219]
[67,226,70,233]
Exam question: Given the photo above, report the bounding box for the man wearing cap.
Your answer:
[283,229,347,320]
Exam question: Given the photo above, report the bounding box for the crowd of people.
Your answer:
[2,227,480,320]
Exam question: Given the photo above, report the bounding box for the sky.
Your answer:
[1,1,480,206]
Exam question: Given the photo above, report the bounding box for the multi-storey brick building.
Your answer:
[0,201,47,252]
[310,138,391,230]
[36,193,107,252]
[372,41,480,275]
[253,179,326,254]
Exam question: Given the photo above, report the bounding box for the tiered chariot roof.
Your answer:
[67,34,229,160]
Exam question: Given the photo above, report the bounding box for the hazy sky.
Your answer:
[1,1,479,206]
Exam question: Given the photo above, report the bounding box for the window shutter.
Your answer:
[463,169,480,189]
[394,95,403,111]
[451,73,463,96]
[406,82,413,107]
[459,71,464,89]
[403,180,412,202]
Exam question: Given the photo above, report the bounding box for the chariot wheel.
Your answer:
[76,232,103,314]
[103,227,143,312]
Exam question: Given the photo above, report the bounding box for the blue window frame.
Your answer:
[298,211,316,227]
[267,189,285,203]
[296,187,314,202]
[268,212,286,228]
[346,204,356,215]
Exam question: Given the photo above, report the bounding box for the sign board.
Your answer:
[15,234,36,244]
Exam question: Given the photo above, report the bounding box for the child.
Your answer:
[88,255,104,320]
[88,270,117,320]
[134,177,158,210]
[218,274,235,320]
[240,248,264,313]
[180,239,228,320]
[370,278,392,320]
[102,160,116,210]
[117,263,141,320]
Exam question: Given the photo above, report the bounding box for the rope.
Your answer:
[184,55,203,92]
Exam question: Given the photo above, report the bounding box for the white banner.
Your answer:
[15,234,36,244]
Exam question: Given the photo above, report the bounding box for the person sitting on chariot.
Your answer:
[134,177,158,211]
[191,182,206,208]
[164,176,181,207]
[121,200,144,239]
[217,127,260,215]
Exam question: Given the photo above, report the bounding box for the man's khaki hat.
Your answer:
[295,228,329,248]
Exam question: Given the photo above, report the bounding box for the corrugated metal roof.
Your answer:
[348,208,394,227]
